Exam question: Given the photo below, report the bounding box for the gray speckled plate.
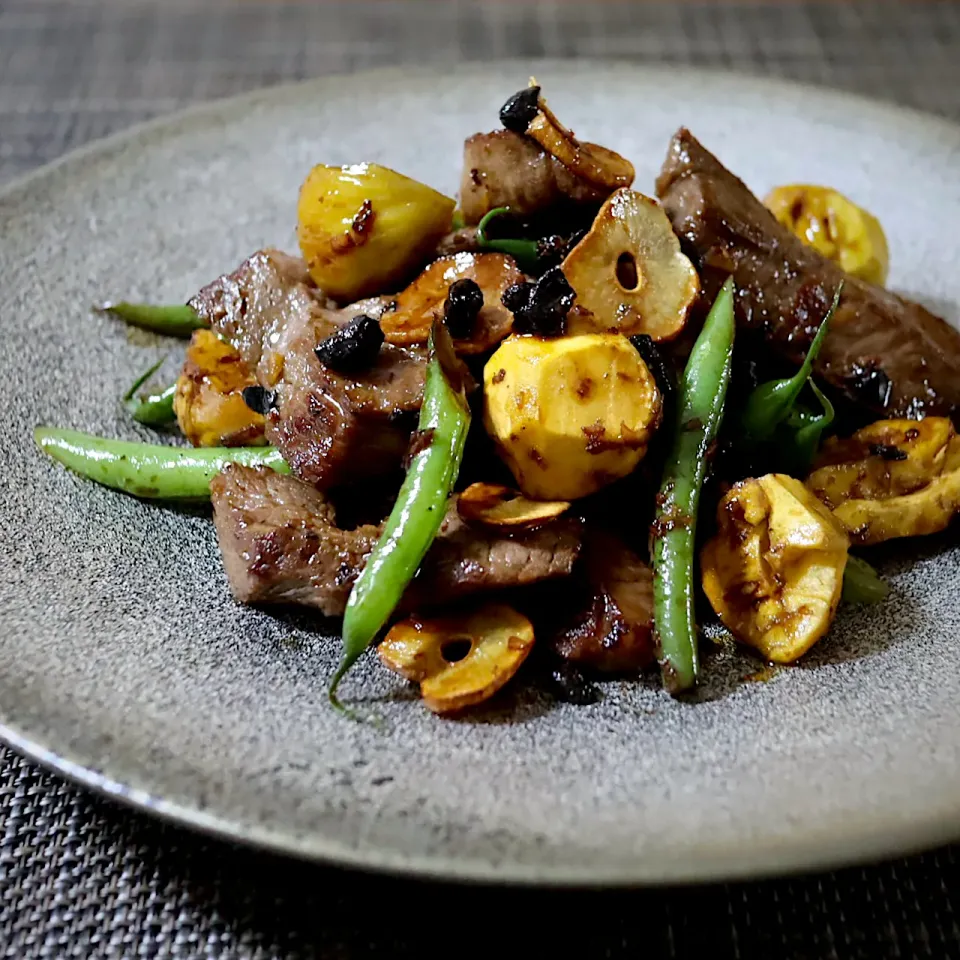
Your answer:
[1,63,959,886]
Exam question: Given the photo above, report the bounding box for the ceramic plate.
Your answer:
[1,63,959,886]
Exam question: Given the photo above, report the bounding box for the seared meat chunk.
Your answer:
[407,506,583,608]
[210,464,381,616]
[190,250,426,488]
[211,465,582,617]
[656,129,960,424]
[550,531,655,673]
[280,313,424,486]
[189,249,330,368]
[460,130,607,225]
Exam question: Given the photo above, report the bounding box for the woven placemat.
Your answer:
[2,1,959,956]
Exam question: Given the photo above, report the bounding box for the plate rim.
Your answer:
[3,60,960,886]
[5,718,960,888]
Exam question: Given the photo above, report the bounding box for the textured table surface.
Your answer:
[2,1,960,957]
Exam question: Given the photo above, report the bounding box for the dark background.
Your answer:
[1,2,959,957]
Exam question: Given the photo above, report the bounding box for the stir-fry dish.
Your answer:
[36,83,960,717]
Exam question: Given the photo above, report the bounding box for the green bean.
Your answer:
[96,301,206,338]
[329,320,471,715]
[740,282,843,443]
[842,555,890,604]
[129,383,176,426]
[476,207,541,272]
[35,427,288,500]
[783,380,835,474]
[122,359,177,426]
[652,277,736,694]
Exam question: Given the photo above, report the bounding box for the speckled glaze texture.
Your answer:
[0,64,958,886]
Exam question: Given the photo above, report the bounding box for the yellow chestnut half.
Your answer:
[483,333,662,500]
[701,474,849,664]
[297,162,455,301]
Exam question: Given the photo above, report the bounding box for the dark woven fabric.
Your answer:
[2,749,960,960]
[1,1,960,957]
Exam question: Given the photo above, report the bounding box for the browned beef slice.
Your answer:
[656,129,960,423]
[271,309,424,489]
[211,466,583,617]
[190,250,426,488]
[405,507,584,608]
[550,531,655,673]
[460,130,607,225]
[210,464,381,616]
[189,249,329,369]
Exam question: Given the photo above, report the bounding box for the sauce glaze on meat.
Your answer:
[190,249,426,489]
[656,128,960,424]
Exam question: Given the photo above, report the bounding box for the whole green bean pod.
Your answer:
[96,302,206,338]
[652,277,736,694]
[475,207,541,273]
[122,359,177,426]
[35,427,288,500]
[329,320,472,714]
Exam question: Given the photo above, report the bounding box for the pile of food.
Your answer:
[36,83,960,717]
